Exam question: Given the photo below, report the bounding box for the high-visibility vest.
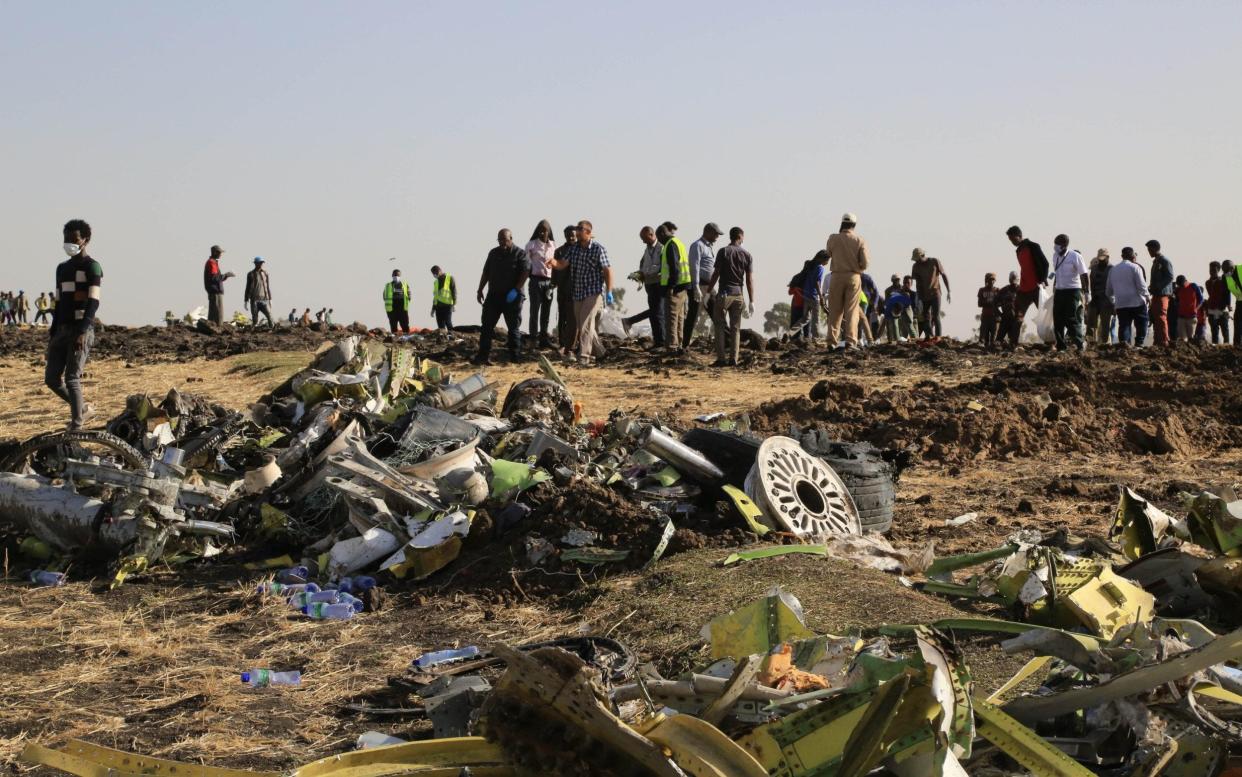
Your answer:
[433,274,455,306]
[859,290,869,309]
[659,237,692,287]
[1227,267,1242,301]
[383,281,410,312]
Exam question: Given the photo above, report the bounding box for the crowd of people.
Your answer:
[0,289,56,326]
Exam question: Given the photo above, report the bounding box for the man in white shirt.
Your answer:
[1050,234,1089,351]
[1106,246,1151,345]
[684,223,722,347]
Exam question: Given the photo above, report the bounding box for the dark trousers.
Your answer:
[999,313,1018,347]
[1116,304,1149,345]
[527,277,553,341]
[1235,305,1242,347]
[623,284,668,346]
[250,300,273,327]
[683,286,713,347]
[478,295,522,358]
[1013,288,1040,343]
[919,294,942,337]
[45,327,93,428]
[980,313,997,347]
[387,308,410,333]
[433,303,454,330]
[1052,289,1085,349]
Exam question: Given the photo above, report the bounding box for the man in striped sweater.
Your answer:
[46,219,102,429]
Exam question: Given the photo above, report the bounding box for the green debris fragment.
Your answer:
[722,545,828,566]
[488,459,550,501]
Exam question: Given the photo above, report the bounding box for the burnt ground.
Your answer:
[1,328,1240,773]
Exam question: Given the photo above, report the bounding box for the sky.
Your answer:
[2,0,1240,336]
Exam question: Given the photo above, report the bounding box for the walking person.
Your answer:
[553,225,579,354]
[1146,240,1174,346]
[34,292,51,325]
[910,248,951,338]
[824,213,869,349]
[383,269,411,334]
[46,219,102,429]
[203,245,233,325]
[1050,234,1089,351]
[524,220,556,348]
[684,223,722,349]
[1205,261,1232,345]
[288,308,297,325]
[1173,275,1202,343]
[430,265,456,331]
[473,228,530,365]
[621,225,666,349]
[551,220,613,366]
[244,257,274,327]
[995,271,1021,349]
[707,227,754,367]
[977,273,999,347]
[655,222,692,352]
[1085,249,1114,344]
[1006,226,1049,344]
[1107,247,1151,346]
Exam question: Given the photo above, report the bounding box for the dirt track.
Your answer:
[1,328,1240,773]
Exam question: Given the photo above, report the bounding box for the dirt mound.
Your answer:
[750,347,1242,467]
[0,323,341,363]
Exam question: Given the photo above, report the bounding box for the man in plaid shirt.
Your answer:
[551,220,614,366]
[47,219,102,429]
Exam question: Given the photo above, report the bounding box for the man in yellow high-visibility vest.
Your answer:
[383,269,411,333]
[430,265,457,331]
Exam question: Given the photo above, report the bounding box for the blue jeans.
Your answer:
[1116,304,1149,345]
[45,327,94,427]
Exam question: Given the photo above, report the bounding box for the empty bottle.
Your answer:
[241,669,301,687]
[276,565,311,584]
[336,592,365,613]
[334,576,377,594]
[28,570,66,587]
[412,645,480,669]
[303,602,354,621]
[257,581,320,596]
[289,590,341,608]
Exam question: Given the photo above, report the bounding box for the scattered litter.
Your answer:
[241,669,301,688]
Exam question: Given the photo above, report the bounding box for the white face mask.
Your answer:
[63,242,81,257]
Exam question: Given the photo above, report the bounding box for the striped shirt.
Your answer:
[52,254,103,334]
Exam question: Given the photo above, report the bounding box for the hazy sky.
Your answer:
[3,1,1239,336]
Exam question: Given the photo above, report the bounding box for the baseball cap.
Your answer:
[911,247,926,260]
[704,222,723,234]
[211,245,223,253]
[253,256,265,264]
[841,212,858,224]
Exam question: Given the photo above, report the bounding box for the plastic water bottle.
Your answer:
[28,570,66,587]
[412,646,480,669]
[334,576,377,594]
[241,669,301,687]
[336,592,365,613]
[303,602,354,621]
[258,581,320,596]
[276,565,311,584]
[289,590,340,608]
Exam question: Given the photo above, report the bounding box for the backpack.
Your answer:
[788,259,815,290]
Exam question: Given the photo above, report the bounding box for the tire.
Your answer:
[0,429,147,473]
[812,447,896,534]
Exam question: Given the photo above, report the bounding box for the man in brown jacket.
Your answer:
[825,212,869,348]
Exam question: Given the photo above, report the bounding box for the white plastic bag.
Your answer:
[597,308,629,339]
[1032,287,1055,343]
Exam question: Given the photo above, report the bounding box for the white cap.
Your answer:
[841,212,858,224]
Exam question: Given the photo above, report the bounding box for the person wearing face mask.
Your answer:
[383,269,411,334]
[47,219,103,429]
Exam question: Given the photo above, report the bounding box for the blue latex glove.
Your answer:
[605,290,614,306]
[505,288,518,304]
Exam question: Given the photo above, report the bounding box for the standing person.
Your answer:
[1173,275,1202,343]
[859,272,880,343]
[1086,249,1114,344]
[315,308,325,323]
[1224,260,1242,346]
[824,213,869,349]
[910,248,951,338]
[684,223,722,349]
[288,308,297,325]
[800,251,829,341]
[1205,261,1232,345]
[995,271,1020,348]
[244,257,274,328]
[1050,234,1089,351]
[203,245,233,325]
[550,220,613,366]
[430,265,456,331]
[977,273,999,347]
[16,291,29,324]
[707,226,754,367]
[325,309,334,326]
[300,308,312,327]
[524,220,556,348]
[656,222,692,352]
[621,226,666,349]
[474,228,530,365]
[1107,247,1151,346]
[553,225,578,354]
[34,292,51,325]
[1146,239,1174,346]
[47,219,102,429]
[383,269,411,334]
[0,294,10,326]
[1006,226,1049,344]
